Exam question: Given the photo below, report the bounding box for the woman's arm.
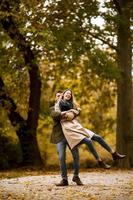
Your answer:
[69,103,81,116]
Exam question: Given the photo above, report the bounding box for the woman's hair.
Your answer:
[62,89,73,102]
[62,89,80,110]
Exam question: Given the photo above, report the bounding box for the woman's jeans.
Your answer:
[81,134,112,160]
[56,138,79,180]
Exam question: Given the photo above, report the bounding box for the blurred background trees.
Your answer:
[0,0,132,169]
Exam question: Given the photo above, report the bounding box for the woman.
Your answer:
[55,89,126,169]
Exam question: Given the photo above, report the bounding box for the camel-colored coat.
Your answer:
[61,118,94,149]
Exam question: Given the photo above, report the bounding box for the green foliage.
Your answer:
[86,48,120,80]
[0,110,21,170]
[0,130,22,169]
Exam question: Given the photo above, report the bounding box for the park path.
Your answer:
[0,170,133,200]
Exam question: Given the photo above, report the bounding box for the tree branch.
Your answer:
[88,31,118,52]
[0,77,16,111]
[0,5,41,130]
[0,76,25,128]
[112,0,122,15]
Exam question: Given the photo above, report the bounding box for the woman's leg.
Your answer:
[80,138,111,169]
[81,138,101,161]
[91,134,113,153]
[92,134,126,160]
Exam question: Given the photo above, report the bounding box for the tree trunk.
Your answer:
[0,78,43,166]
[8,111,43,166]
[0,1,43,167]
[116,0,133,168]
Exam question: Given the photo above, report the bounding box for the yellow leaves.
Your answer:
[21,0,42,8]
[24,181,31,187]
[0,170,133,200]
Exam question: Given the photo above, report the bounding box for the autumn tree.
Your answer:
[0,0,43,166]
[43,0,133,168]
[113,0,133,168]
[0,0,132,168]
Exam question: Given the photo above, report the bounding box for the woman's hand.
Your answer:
[61,111,67,116]
[69,109,79,115]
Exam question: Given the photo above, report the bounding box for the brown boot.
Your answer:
[72,176,84,186]
[55,179,68,186]
[112,152,126,161]
[98,160,111,169]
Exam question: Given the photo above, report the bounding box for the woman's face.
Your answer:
[63,90,72,101]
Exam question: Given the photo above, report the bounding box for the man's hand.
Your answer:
[65,112,75,121]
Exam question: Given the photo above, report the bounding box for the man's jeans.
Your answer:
[56,138,79,180]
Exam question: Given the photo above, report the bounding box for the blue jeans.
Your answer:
[92,134,112,153]
[56,138,79,180]
[81,134,112,160]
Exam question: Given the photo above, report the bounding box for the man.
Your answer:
[50,91,83,186]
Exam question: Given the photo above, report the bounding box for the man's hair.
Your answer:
[56,90,63,94]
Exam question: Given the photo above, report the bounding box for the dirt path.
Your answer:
[0,170,133,200]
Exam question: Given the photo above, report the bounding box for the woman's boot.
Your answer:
[112,152,126,161]
[98,160,111,169]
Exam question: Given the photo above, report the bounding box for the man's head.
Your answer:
[55,90,63,101]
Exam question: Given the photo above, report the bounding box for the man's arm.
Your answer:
[50,106,61,120]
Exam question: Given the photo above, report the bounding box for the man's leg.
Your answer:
[71,147,84,185]
[56,138,68,186]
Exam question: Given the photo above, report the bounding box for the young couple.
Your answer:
[50,89,126,186]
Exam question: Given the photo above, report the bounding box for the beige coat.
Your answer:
[61,118,94,149]
[55,100,94,149]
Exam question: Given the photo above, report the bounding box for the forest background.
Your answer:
[0,0,132,170]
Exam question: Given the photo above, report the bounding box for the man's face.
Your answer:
[55,92,62,101]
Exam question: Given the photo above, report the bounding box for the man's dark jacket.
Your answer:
[50,106,64,144]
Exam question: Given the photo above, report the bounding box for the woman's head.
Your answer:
[62,89,73,102]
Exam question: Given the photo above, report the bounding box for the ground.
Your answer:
[0,169,133,200]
